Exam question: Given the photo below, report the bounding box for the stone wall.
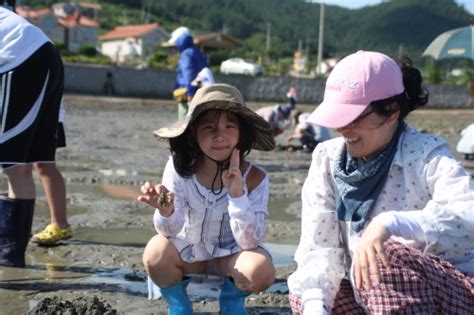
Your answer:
[64,63,471,108]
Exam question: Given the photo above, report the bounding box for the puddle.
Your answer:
[73,227,154,247]
[0,180,297,313]
[72,226,297,266]
[34,202,88,218]
[0,239,294,314]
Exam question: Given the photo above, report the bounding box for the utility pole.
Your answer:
[266,22,271,51]
[122,7,128,26]
[316,1,324,75]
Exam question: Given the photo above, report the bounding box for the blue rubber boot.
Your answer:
[0,196,35,267]
[158,278,192,315]
[219,278,250,315]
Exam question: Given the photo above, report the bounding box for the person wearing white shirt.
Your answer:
[191,67,216,88]
[288,51,474,314]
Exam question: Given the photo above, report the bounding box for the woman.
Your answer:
[288,51,474,314]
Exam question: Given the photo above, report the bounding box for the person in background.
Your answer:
[456,123,474,160]
[0,1,65,266]
[31,101,72,246]
[256,104,292,136]
[139,84,275,314]
[287,83,298,110]
[191,66,216,88]
[287,111,331,152]
[288,51,474,314]
[165,26,208,120]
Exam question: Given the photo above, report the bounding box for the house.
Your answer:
[99,23,169,65]
[17,3,99,53]
[59,11,99,53]
[192,32,242,53]
[16,6,63,43]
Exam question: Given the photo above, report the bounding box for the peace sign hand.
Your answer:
[222,148,243,197]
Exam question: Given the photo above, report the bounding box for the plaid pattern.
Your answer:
[288,291,302,315]
[289,279,365,314]
[358,239,474,314]
[289,240,474,314]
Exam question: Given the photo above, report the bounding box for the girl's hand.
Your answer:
[353,220,392,291]
[137,182,174,217]
[222,148,243,197]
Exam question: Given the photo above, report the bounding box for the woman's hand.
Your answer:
[222,148,243,197]
[137,182,174,217]
[353,220,392,290]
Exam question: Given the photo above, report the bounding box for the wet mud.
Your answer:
[1,95,472,314]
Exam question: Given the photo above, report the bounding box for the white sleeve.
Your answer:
[418,151,474,272]
[303,300,329,315]
[374,211,425,242]
[152,158,187,236]
[227,174,269,250]
[287,142,346,312]
[378,143,474,275]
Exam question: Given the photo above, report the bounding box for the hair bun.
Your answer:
[398,56,429,112]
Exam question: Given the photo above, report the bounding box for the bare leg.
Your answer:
[143,235,207,288]
[34,162,68,229]
[4,164,35,199]
[214,248,275,292]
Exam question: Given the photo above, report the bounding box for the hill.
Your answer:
[25,0,473,67]
[94,0,472,59]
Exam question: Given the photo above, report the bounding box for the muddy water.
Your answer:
[1,95,473,314]
[1,181,298,314]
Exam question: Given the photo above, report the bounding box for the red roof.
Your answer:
[99,23,160,41]
[59,12,99,28]
[16,6,50,19]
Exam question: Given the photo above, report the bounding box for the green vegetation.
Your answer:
[24,0,473,81]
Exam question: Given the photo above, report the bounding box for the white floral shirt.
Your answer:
[153,158,269,254]
[288,125,474,312]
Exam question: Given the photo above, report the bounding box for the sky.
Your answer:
[318,0,474,14]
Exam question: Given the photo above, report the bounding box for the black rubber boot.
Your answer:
[0,196,35,267]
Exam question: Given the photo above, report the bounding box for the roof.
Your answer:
[99,23,161,41]
[16,6,51,19]
[78,2,102,10]
[193,32,242,50]
[59,12,99,28]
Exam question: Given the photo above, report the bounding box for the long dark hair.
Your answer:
[371,56,428,119]
[169,109,256,177]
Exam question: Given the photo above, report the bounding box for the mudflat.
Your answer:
[1,95,472,314]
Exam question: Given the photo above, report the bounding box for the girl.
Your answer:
[138,84,276,314]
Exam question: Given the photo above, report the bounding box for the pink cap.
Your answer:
[307,51,404,128]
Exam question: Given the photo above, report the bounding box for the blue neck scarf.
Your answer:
[333,122,405,232]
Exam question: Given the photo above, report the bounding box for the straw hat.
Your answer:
[154,84,275,151]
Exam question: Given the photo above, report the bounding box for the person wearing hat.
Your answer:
[166,26,209,120]
[139,84,276,314]
[0,1,68,266]
[287,111,331,153]
[287,51,474,314]
[256,104,292,136]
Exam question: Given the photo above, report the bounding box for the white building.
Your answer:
[100,23,169,65]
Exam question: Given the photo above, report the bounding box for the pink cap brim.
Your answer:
[306,101,369,129]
